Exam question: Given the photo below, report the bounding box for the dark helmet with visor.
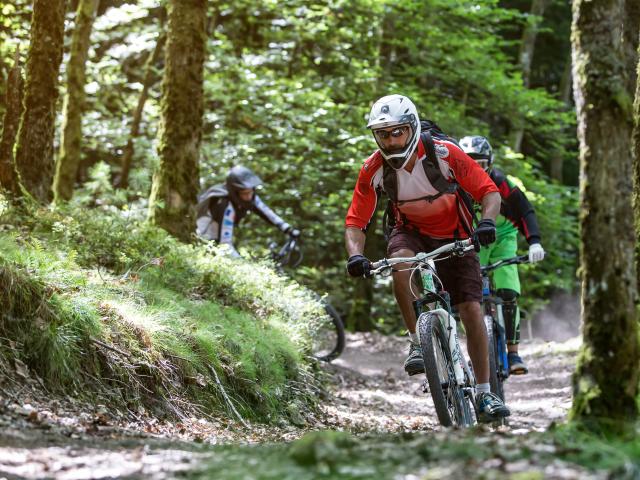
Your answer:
[459,135,493,171]
[367,94,420,170]
[226,165,262,209]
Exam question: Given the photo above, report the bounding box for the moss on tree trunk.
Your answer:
[634,37,640,293]
[0,56,24,195]
[53,0,99,203]
[13,0,66,203]
[148,0,206,240]
[571,0,639,429]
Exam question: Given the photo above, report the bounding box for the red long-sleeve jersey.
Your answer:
[346,139,498,239]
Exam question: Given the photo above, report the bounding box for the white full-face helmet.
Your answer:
[367,94,420,170]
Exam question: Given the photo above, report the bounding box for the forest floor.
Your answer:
[0,332,595,479]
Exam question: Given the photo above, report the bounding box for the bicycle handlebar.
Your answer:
[370,238,475,275]
[270,235,303,268]
[480,254,529,274]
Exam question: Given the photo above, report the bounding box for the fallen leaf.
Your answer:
[14,358,29,379]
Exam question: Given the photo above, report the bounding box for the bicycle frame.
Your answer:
[482,285,509,380]
[371,239,475,387]
[481,254,529,388]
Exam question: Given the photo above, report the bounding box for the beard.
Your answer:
[386,144,407,154]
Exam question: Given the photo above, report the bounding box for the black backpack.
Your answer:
[380,120,476,238]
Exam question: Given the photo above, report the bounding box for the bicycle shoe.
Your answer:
[476,391,510,423]
[508,352,529,375]
[404,342,425,376]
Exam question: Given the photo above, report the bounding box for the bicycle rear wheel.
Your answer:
[311,300,345,362]
[419,312,472,427]
[485,315,505,401]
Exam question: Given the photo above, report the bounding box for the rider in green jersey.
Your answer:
[460,136,545,374]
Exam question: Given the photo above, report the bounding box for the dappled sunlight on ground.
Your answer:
[322,332,579,433]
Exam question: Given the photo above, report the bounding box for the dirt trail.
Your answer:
[321,332,578,433]
[0,333,579,478]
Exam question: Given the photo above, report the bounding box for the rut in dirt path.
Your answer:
[321,332,578,433]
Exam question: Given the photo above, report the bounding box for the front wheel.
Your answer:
[419,312,473,427]
[311,300,345,362]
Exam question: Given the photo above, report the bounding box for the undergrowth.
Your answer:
[0,194,327,424]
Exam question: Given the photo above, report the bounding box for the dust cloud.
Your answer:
[527,292,581,342]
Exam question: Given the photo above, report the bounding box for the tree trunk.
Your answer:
[0,51,24,195]
[570,0,639,429]
[53,0,99,203]
[549,152,563,183]
[117,31,166,189]
[633,36,640,294]
[549,54,574,183]
[13,0,66,203]
[518,0,548,88]
[559,53,573,105]
[147,0,206,240]
[511,0,548,152]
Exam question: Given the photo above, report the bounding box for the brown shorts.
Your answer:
[386,228,482,306]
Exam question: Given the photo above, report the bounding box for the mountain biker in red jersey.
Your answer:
[344,94,509,422]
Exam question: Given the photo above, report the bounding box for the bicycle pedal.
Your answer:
[422,380,429,393]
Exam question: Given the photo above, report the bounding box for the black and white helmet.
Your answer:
[226,165,262,190]
[367,94,420,170]
[459,135,493,171]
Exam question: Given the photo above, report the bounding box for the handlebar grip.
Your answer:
[472,236,481,253]
[371,259,387,270]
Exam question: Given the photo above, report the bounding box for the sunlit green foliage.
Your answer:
[199,0,579,324]
[0,0,579,329]
[0,0,31,116]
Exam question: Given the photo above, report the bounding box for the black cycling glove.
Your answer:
[347,254,373,278]
[473,218,496,247]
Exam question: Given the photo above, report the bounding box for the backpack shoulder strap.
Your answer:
[382,160,398,203]
[420,131,457,194]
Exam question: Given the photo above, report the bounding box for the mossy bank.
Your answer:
[0,194,327,424]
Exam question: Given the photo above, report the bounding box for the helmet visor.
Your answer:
[466,153,491,170]
[373,125,410,141]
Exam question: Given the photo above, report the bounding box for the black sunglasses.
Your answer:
[374,126,410,140]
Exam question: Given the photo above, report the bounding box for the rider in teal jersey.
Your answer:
[460,136,545,375]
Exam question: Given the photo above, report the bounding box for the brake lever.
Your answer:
[372,266,392,277]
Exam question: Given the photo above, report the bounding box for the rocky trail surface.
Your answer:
[322,332,577,434]
[0,333,585,479]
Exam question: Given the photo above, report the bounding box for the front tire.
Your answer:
[485,315,504,401]
[419,312,471,427]
[311,300,345,362]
